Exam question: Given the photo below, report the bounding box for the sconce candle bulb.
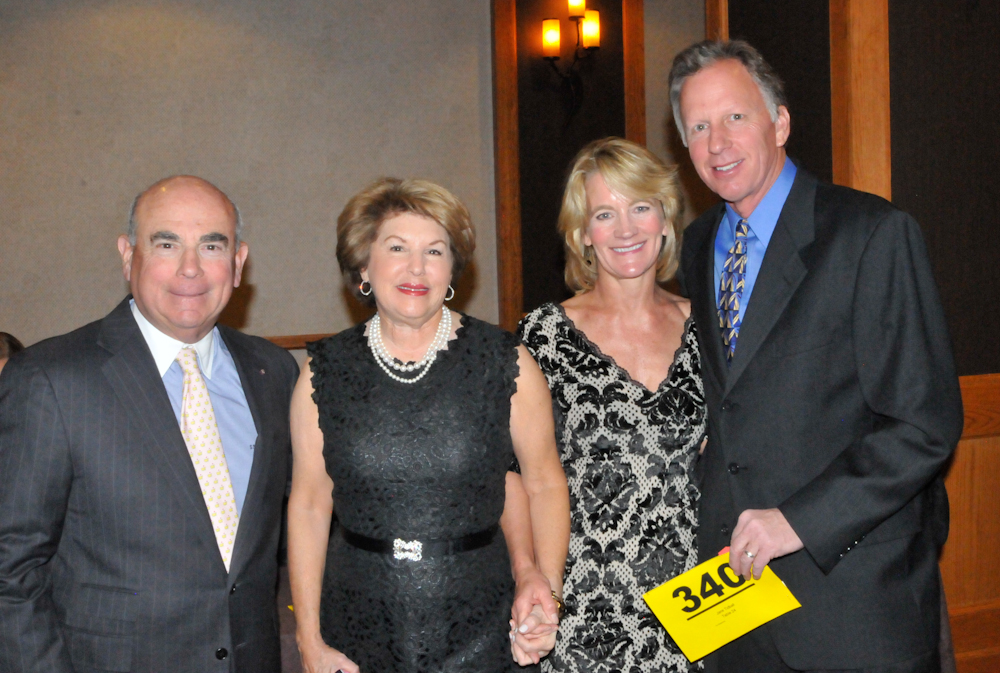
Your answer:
[542,19,561,58]
[581,10,600,49]
[539,3,599,120]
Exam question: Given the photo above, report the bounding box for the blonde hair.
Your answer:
[558,137,683,293]
[336,177,476,305]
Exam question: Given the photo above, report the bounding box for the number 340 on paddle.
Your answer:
[671,560,748,613]
[643,552,801,662]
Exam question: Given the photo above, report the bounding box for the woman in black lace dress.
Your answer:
[518,139,706,673]
[287,178,569,673]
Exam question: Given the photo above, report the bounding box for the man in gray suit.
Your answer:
[672,41,962,672]
[0,176,298,672]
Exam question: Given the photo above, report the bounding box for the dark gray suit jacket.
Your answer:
[680,170,964,669]
[0,297,298,672]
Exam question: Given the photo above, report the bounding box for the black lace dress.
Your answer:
[307,314,527,673]
[518,303,706,673]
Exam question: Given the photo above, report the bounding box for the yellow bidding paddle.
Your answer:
[642,552,801,662]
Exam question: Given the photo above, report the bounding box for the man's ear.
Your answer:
[775,105,791,148]
[117,235,134,282]
[233,241,249,288]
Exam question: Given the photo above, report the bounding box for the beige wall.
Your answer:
[645,0,718,222]
[0,0,498,348]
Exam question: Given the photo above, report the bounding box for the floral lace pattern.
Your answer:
[307,315,528,673]
[519,303,706,673]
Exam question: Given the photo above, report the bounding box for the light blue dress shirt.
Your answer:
[131,301,258,515]
[714,157,798,327]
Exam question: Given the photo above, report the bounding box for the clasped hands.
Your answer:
[510,567,560,666]
[728,507,803,580]
[296,567,560,672]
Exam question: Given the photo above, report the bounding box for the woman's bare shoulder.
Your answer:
[559,292,592,324]
[656,289,691,320]
[560,292,588,310]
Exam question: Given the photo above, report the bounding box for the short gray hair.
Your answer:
[126,178,243,246]
[668,39,787,146]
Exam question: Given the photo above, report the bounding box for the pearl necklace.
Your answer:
[368,309,452,384]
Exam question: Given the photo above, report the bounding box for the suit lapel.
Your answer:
[688,205,728,392]
[97,298,223,566]
[220,329,268,578]
[725,171,817,396]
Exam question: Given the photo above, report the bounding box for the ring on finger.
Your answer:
[744,550,756,559]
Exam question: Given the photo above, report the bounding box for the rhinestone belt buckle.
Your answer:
[393,538,423,562]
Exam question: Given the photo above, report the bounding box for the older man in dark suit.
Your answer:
[671,41,963,673]
[0,176,298,672]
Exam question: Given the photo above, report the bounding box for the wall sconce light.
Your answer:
[581,10,600,49]
[542,19,561,58]
[541,2,600,63]
[541,1,600,118]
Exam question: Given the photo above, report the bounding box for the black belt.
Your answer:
[340,524,499,561]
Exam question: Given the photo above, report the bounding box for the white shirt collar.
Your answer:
[130,299,217,379]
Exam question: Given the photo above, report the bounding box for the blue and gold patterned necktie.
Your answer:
[718,219,750,364]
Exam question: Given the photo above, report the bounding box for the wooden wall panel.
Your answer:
[941,374,1000,673]
[941,435,1000,605]
[950,600,1000,673]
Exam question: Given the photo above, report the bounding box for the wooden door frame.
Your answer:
[491,0,647,331]
[492,0,523,332]
[705,0,728,40]
[829,0,891,199]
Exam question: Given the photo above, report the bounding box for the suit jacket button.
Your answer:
[720,525,730,535]
[230,585,237,595]
[721,402,731,411]
[216,648,228,660]
[728,462,741,475]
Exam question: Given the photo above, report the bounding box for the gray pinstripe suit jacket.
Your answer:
[0,298,298,673]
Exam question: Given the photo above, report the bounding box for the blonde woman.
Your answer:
[518,138,706,672]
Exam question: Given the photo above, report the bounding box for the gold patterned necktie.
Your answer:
[176,347,240,571]
[718,219,750,364]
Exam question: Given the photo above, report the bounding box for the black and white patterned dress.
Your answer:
[519,303,706,673]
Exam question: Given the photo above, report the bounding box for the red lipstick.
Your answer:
[397,283,430,296]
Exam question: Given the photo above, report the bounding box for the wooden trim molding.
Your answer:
[950,599,1000,671]
[492,0,523,333]
[266,334,333,350]
[705,0,729,41]
[622,0,646,145]
[958,373,1000,440]
[829,0,891,200]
